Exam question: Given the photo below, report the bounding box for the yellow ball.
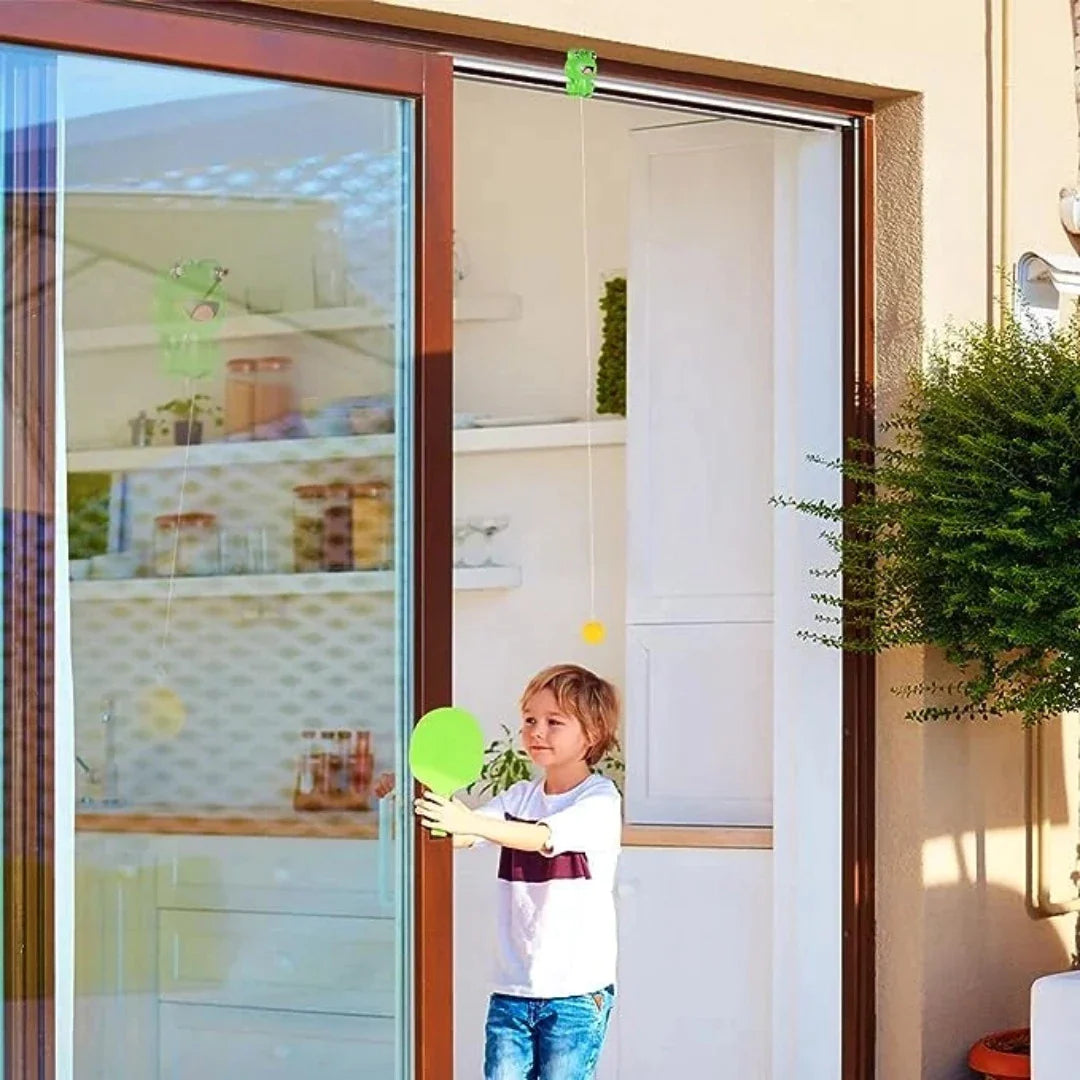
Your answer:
[581,619,606,645]
[138,684,187,739]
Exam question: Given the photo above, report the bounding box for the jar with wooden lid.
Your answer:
[223,358,256,440]
[252,356,298,440]
[153,512,219,577]
[323,482,354,572]
[351,480,392,570]
[292,484,326,573]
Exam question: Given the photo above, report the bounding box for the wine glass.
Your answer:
[452,519,472,567]
[476,515,510,567]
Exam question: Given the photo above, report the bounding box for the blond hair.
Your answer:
[519,663,620,767]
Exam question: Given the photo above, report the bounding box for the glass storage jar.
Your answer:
[323,482,354,572]
[292,484,326,573]
[351,480,393,570]
[223,358,256,440]
[252,356,298,440]
[153,512,219,577]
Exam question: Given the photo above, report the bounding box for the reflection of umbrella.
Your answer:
[154,258,228,378]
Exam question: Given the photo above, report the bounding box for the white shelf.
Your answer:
[66,420,625,473]
[67,434,395,473]
[69,565,521,601]
[65,294,521,353]
[454,419,625,453]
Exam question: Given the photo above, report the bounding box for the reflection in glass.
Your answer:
[47,50,415,1080]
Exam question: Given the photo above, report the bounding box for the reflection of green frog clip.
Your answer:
[565,49,598,98]
[153,258,229,378]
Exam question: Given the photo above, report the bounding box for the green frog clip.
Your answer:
[565,49,598,98]
[153,257,229,379]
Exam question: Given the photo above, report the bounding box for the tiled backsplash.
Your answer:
[71,591,398,808]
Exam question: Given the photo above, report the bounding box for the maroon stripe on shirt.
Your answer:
[497,814,592,883]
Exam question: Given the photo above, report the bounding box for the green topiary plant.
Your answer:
[773,307,1080,725]
[595,275,626,416]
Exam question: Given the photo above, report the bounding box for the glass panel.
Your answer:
[11,46,415,1080]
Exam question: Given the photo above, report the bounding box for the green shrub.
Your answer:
[774,309,1080,724]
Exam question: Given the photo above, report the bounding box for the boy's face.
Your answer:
[520,688,592,771]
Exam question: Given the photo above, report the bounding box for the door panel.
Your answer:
[0,6,452,1079]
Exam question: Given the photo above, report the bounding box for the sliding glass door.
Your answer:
[1,5,452,1079]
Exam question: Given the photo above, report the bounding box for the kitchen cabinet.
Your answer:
[159,1004,395,1080]
[609,847,772,1079]
[624,122,777,827]
[74,830,395,1080]
[75,834,159,1080]
[624,623,772,826]
[158,910,395,1016]
[156,833,391,917]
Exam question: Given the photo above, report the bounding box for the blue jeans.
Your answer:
[483,985,615,1080]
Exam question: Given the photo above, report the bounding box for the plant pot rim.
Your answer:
[967,1027,1030,1078]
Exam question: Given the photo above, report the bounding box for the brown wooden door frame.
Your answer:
[0,3,454,1078]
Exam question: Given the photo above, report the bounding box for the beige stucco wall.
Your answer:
[254,0,1080,1075]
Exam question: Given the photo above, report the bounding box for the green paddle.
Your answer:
[408,706,485,837]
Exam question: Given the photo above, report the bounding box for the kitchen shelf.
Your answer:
[64,293,522,353]
[69,565,522,601]
[454,419,625,453]
[66,420,626,473]
[68,434,396,473]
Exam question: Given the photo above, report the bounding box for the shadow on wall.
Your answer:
[918,649,1076,1080]
[922,881,1069,1080]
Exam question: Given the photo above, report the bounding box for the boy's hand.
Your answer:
[414,791,475,835]
[374,772,395,799]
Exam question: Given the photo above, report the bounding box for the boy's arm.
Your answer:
[537,790,622,856]
[463,813,551,853]
[416,792,551,853]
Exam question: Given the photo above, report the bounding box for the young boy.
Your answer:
[375,663,622,1080]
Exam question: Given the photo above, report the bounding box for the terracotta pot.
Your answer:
[968,1028,1030,1079]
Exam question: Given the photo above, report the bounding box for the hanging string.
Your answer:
[578,94,597,623]
[153,378,198,680]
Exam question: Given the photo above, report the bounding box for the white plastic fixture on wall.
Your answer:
[1014,250,1080,335]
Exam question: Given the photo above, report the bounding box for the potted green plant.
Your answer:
[155,394,223,446]
[466,724,625,799]
[773,307,1080,1077]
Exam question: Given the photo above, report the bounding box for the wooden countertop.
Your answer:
[75,806,772,849]
[75,804,379,839]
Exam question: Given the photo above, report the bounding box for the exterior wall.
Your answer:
[255,0,1080,1075]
